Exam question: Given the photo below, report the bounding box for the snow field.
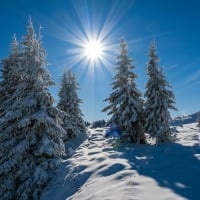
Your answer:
[42,124,200,200]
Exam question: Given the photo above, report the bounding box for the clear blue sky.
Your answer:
[1,0,200,122]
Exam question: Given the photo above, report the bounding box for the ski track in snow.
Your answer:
[41,124,200,200]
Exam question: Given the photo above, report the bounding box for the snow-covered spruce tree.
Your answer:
[144,42,177,144]
[0,34,21,115]
[103,37,146,143]
[0,19,65,200]
[57,69,86,139]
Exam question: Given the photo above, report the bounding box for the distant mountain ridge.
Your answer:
[171,112,199,126]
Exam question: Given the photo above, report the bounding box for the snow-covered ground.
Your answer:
[41,123,200,200]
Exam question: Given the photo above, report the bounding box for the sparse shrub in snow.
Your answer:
[0,18,65,200]
[57,69,86,139]
[144,42,177,144]
[103,37,146,144]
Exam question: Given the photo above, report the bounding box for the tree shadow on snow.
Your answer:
[64,132,88,156]
[116,142,200,200]
[41,132,89,200]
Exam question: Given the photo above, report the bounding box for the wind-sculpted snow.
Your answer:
[42,124,200,200]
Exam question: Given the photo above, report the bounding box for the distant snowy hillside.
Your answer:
[42,124,200,200]
[171,112,198,126]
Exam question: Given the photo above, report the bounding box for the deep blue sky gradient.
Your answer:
[1,0,200,121]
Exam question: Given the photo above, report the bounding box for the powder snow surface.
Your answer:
[41,124,200,200]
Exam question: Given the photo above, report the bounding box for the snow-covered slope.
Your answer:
[41,124,200,200]
[171,112,198,126]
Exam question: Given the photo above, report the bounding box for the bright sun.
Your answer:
[83,39,103,61]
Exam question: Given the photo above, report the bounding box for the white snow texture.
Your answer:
[42,123,200,200]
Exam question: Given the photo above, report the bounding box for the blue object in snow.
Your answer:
[105,125,122,138]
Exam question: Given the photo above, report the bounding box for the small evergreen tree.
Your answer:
[103,37,145,143]
[144,42,177,144]
[0,18,65,200]
[58,69,86,138]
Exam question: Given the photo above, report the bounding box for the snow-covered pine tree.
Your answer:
[0,34,21,115]
[0,18,65,200]
[144,42,177,144]
[103,37,145,143]
[57,69,86,138]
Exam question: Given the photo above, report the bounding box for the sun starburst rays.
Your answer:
[48,0,136,79]
[63,28,115,80]
[61,14,117,74]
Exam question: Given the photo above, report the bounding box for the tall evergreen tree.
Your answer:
[0,34,21,115]
[144,42,177,144]
[58,69,86,138]
[0,19,65,199]
[103,37,145,143]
